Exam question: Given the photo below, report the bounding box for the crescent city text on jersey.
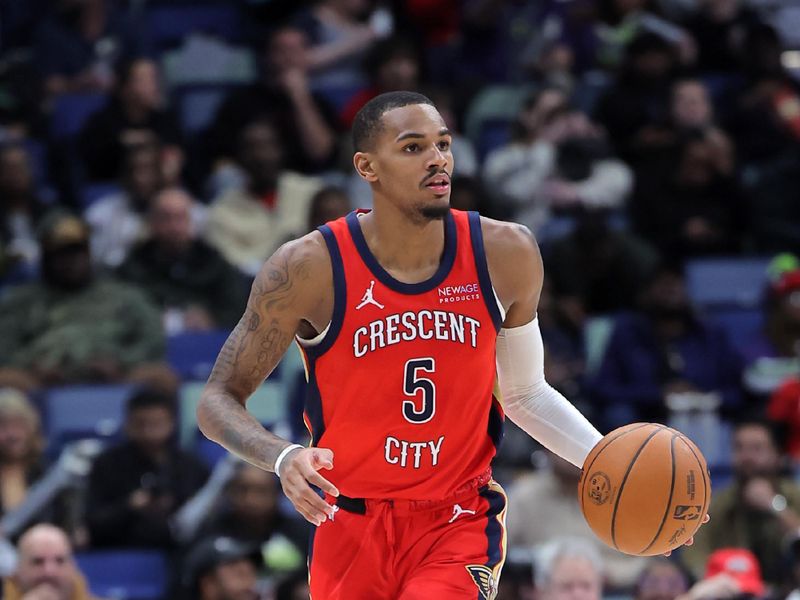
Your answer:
[353,310,481,358]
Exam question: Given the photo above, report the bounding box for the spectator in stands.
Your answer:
[684,0,762,73]
[544,210,659,315]
[633,128,746,260]
[589,262,743,429]
[484,89,632,239]
[741,269,800,399]
[683,419,800,585]
[194,463,308,566]
[584,0,694,71]
[275,569,311,600]
[635,555,752,600]
[292,0,390,95]
[206,26,338,179]
[536,537,604,600]
[727,24,800,166]
[700,548,767,599]
[634,559,691,600]
[205,119,322,276]
[306,186,351,232]
[79,58,182,182]
[118,188,246,333]
[86,388,208,549]
[507,449,647,588]
[595,33,680,157]
[0,212,168,387]
[3,523,100,600]
[33,0,148,100]
[0,143,51,282]
[85,142,164,270]
[0,388,45,520]
[633,78,734,169]
[182,535,261,600]
[339,37,421,129]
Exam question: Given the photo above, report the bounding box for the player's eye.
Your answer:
[403,143,419,152]
[437,140,451,150]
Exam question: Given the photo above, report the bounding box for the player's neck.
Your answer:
[359,204,446,279]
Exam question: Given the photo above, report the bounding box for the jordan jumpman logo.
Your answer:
[448,503,477,523]
[356,280,384,310]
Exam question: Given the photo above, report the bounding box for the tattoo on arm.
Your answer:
[198,242,317,469]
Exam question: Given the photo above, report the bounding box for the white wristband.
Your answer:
[274,444,304,477]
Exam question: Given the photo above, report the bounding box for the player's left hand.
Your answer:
[663,513,710,557]
[279,447,339,526]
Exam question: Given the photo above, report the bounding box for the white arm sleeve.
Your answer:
[496,317,603,468]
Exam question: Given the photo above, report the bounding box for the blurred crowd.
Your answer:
[3,0,800,598]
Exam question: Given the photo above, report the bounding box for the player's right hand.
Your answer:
[278,447,340,526]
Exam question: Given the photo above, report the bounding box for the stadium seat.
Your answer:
[708,307,764,356]
[49,92,108,141]
[76,550,168,600]
[174,84,238,136]
[166,329,231,380]
[145,4,243,52]
[685,257,771,310]
[42,385,135,456]
[476,118,512,163]
[81,182,123,208]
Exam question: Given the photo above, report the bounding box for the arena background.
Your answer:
[1,0,800,598]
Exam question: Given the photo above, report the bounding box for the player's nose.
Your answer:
[425,144,448,170]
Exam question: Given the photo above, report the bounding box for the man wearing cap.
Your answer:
[0,212,166,386]
[702,548,766,599]
[183,535,262,600]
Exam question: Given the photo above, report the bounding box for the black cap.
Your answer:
[184,536,262,588]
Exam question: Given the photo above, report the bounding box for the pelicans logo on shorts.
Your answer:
[466,565,498,600]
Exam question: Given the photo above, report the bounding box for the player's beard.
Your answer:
[419,203,450,220]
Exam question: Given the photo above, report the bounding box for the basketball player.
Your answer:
[197,92,694,599]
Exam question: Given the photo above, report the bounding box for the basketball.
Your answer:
[578,423,711,556]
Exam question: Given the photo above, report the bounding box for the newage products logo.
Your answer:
[438,283,480,304]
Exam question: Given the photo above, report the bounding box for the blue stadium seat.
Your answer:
[145,4,243,52]
[50,93,108,141]
[476,118,512,163]
[167,330,230,380]
[708,307,764,356]
[81,182,123,208]
[76,550,168,600]
[685,257,771,310]
[42,385,135,456]
[174,84,239,136]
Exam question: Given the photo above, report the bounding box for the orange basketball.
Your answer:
[578,423,711,556]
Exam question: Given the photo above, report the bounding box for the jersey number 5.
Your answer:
[403,358,436,424]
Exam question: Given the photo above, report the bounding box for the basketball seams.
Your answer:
[579,423,652,517]
[676,434,711,529]
[610,425,666,551]
[639,433,677,555]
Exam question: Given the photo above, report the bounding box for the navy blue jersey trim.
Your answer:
[304,357,325,447]
[346,210,457,294]
[468,212,503,331]
[304,224,346,358]
[487,399,504,452]
[480,485,506,575]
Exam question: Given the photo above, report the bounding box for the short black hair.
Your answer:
[126,387,177,416]
[352,91,434,152]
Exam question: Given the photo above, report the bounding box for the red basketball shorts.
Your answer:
[308,471,507,600]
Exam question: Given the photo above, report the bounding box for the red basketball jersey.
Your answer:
[297,209,505,500]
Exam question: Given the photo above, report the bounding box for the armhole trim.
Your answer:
[468,212,504,331]
[297,225,346,357]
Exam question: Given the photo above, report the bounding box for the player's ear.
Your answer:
[353,152,378,183]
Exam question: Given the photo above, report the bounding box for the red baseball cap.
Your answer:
[705,548,765,597]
